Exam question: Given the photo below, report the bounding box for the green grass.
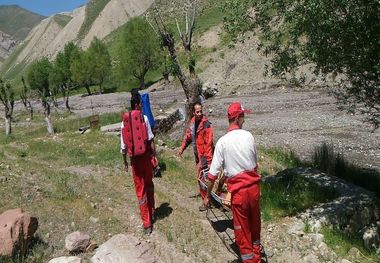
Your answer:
[261,147,303,168]
[261,171,339,221]
[312,142,380,197]
[23,111,123,137]
[322,227,380,262]
[195,2,225,34]
[77,0,111,39]
[0,112,376,262]
[0,5,45,40]
[53,14,72,28]
[257,147,303,176]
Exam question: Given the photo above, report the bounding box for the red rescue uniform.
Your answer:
[121,114,155,229]
[180,115,214,199]
[208,123,261,263]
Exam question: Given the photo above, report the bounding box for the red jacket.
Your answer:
[180,115,214,168]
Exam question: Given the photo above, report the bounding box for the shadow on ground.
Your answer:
[154,202,173,221]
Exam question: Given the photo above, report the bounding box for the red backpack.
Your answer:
[121,110,148,157]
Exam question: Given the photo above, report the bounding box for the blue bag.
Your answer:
[141,93,155,128]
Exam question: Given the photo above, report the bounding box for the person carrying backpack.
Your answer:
[121,89,156,235]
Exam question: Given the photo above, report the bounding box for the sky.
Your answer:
[0,0,88,16]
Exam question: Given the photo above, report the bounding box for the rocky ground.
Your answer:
[8,79,379,263]
[3,28,380,263]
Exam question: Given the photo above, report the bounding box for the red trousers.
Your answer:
[131,154,155,228]
[231,183,261,263]
[198,165,208,200]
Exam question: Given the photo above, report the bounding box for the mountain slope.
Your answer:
[0,5,45,67]
[0,0,154,81]
[0,5,45,40]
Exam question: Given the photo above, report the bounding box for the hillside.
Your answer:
[0,0,379,261]
[0,0,154,85]
[0,5,45,40]
[0,5,45,67]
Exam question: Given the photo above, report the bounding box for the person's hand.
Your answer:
[203,196,211,208]
[178,150,182,158]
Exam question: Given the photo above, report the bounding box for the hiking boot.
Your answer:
[199,204,208,212]
[143,226,153,235]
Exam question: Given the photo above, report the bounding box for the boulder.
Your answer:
[0,208,38,257]
[48,256,82,263]
[65,231,91,253]
[362,226,379,249]
[91,234,156,263]
[202,82,219,99]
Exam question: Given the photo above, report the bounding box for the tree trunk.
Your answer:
[4,116,11,135]
[164,34,200,122]
[139,76,145,89]
[28,101,33,120]
[163,71,170,84]
[85,84,92,96]
[45,115,54,135]
[64,96,71,113]
[99,82,104,94]
[42,100,54,134]
[62,85,71,113]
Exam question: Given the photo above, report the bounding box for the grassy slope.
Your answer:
[77,0,111,40]
[53,14,72,28]
[0,5,45,40]
[1,0,226,95]
[0,112,333,261]
[1,111,378,262]
[104,0,227,92]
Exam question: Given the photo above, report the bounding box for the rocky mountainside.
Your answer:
[0,0,154,77]
[0,5,44,67]
[0,31,18,64]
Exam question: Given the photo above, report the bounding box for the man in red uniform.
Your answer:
[204,102,261,263]
[178,102,214,211]
[121,91,156,234]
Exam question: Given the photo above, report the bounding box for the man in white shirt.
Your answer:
[204,102,262,263]
[121,90,156,235]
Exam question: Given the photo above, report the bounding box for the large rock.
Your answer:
[91,234,157,263]
[48,256,82,263]
[0,208,38,257]
[65,231,91,253]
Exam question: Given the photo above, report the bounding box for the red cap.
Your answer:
[227,102,252,119]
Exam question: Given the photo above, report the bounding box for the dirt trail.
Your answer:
[4,28,379,262]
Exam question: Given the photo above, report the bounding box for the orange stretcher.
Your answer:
[198,168,231,209]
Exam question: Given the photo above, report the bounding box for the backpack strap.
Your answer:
[129,111,134,156]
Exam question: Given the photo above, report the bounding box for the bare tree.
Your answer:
[147,0,202,121]
[0,78,15,135]
[20,76,34,119]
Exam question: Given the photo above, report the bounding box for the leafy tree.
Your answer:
[0,78,14,135]
[119,17,161,89]
[71,49,93,96]
[28,58,54,134]
[223,0,380,129]
[20,76,34,120]
[49,42,80,112]
[87,37,111,93]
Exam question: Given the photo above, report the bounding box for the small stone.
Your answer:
[0,176,7,183]
[89,216,99,223]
